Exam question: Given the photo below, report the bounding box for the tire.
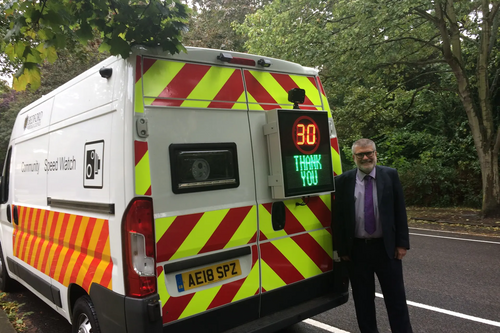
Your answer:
[0,243,14,292]
[72,295,101,333]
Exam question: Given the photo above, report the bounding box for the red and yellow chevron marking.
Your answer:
[155,198,333,322]
[244,70,323,111]
[316,76,331,112]
[12,206,112,292]
[258,196,333,292]
[315,76,342,175]
[155,205,259,323]
[135,57,247,111]
[135,140,152,196]
[331,136,342,176]
[134,56,328,113]
[156,206,257,262]
[157,246,260,324]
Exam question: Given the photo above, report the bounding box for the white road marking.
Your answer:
[303,319,350,332]
[409,232,500,245]
[376,293,500,328]
[302,291,500,332]
[302,231,500,332]
[410,226,500,238]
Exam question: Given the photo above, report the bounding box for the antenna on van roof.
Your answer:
[288,88,305,109]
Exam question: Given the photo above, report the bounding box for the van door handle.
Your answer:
[271,202,286,231]
[13,205,18,225]
[6,204,11,223]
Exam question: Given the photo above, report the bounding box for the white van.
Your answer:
[0,46,348,333]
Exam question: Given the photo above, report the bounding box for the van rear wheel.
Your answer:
[0,244,14,292]
[72,295,101,333]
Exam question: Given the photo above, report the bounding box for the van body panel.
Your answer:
[0,47,348,333]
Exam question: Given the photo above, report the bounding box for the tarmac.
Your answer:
[0,305,16,333]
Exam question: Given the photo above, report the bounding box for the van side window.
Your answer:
[1,147,12,204]
[169,143,239,194]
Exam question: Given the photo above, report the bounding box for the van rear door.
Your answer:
[244,68,337,314]
[134,55,261,331]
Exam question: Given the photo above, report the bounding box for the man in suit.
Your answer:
[333,138,412,333]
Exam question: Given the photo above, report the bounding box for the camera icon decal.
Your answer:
[84,140,104,188]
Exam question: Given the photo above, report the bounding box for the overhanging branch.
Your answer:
[378,59,447,67]
[412,7,439,24]
[369,35,443,52]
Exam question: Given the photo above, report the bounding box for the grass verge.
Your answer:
[0,292,32,332]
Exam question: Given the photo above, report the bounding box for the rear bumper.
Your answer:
[163,269,349,333]
[224,290,349,333]
[90,265,349,333]
[90,283,162,333]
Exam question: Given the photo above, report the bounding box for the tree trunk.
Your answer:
[479,148,500,217]
[454,73,500,218]
[439,0,500,218]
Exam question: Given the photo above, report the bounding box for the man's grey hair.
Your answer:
[352,138,376,154]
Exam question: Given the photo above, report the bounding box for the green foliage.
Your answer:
[0,44,108,167]
[183,0,269,51]
[237,0,494,209]
[1,0,190,91]
[399,159,481,208]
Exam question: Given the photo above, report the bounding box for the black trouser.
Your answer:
[347,238,412,333]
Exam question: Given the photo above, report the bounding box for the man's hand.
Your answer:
[394,247,407,260]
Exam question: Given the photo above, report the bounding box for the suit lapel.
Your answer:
[375,166,385,206]
[347,170,357,232]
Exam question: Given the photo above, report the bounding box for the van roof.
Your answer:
[17,46,319,116]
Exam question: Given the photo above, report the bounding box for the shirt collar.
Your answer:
[356,166,376,182]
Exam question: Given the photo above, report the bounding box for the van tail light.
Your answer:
[217,52,256,66]
[123,198,157,297]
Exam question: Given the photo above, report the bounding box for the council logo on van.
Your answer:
[83,140,104,188]
[24,111,43,130]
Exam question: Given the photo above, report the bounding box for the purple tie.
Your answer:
[364,176,376,235]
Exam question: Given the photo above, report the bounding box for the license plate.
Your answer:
[175,259,242,292]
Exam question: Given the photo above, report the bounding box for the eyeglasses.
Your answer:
[354,151,375,159]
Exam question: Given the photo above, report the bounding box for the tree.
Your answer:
[238,0,500,217]
[1,0,189,91]
[183,0,269,52]
[0,44,108,167]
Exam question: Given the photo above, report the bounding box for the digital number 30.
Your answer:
[296,123,317,145]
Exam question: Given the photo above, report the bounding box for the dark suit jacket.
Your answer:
[333,165,410,259]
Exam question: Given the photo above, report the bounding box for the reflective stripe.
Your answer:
[180,285,222,319]
[135,150,151,195]
[170,209,228,261]
[284,200,325,231]
[181,66,238,108]
[261,260,286,291]
[308,229,334,259]
[247,91,266,110]
[232,262,260,302]
[134,141,152,196]
[224,206,258,249]
[135,79,144,113]
[290,75,323,107]
[231,92,248,109]
[143,60,185,102]
[155,216,176,243]
[272,237,323,278]
[251,71,288,104]
[13,206,112,292]
[258,205,287,239]
[157,269,170,309]
[332,145,342,175]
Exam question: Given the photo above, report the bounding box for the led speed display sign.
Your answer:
[265,109,334,199]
